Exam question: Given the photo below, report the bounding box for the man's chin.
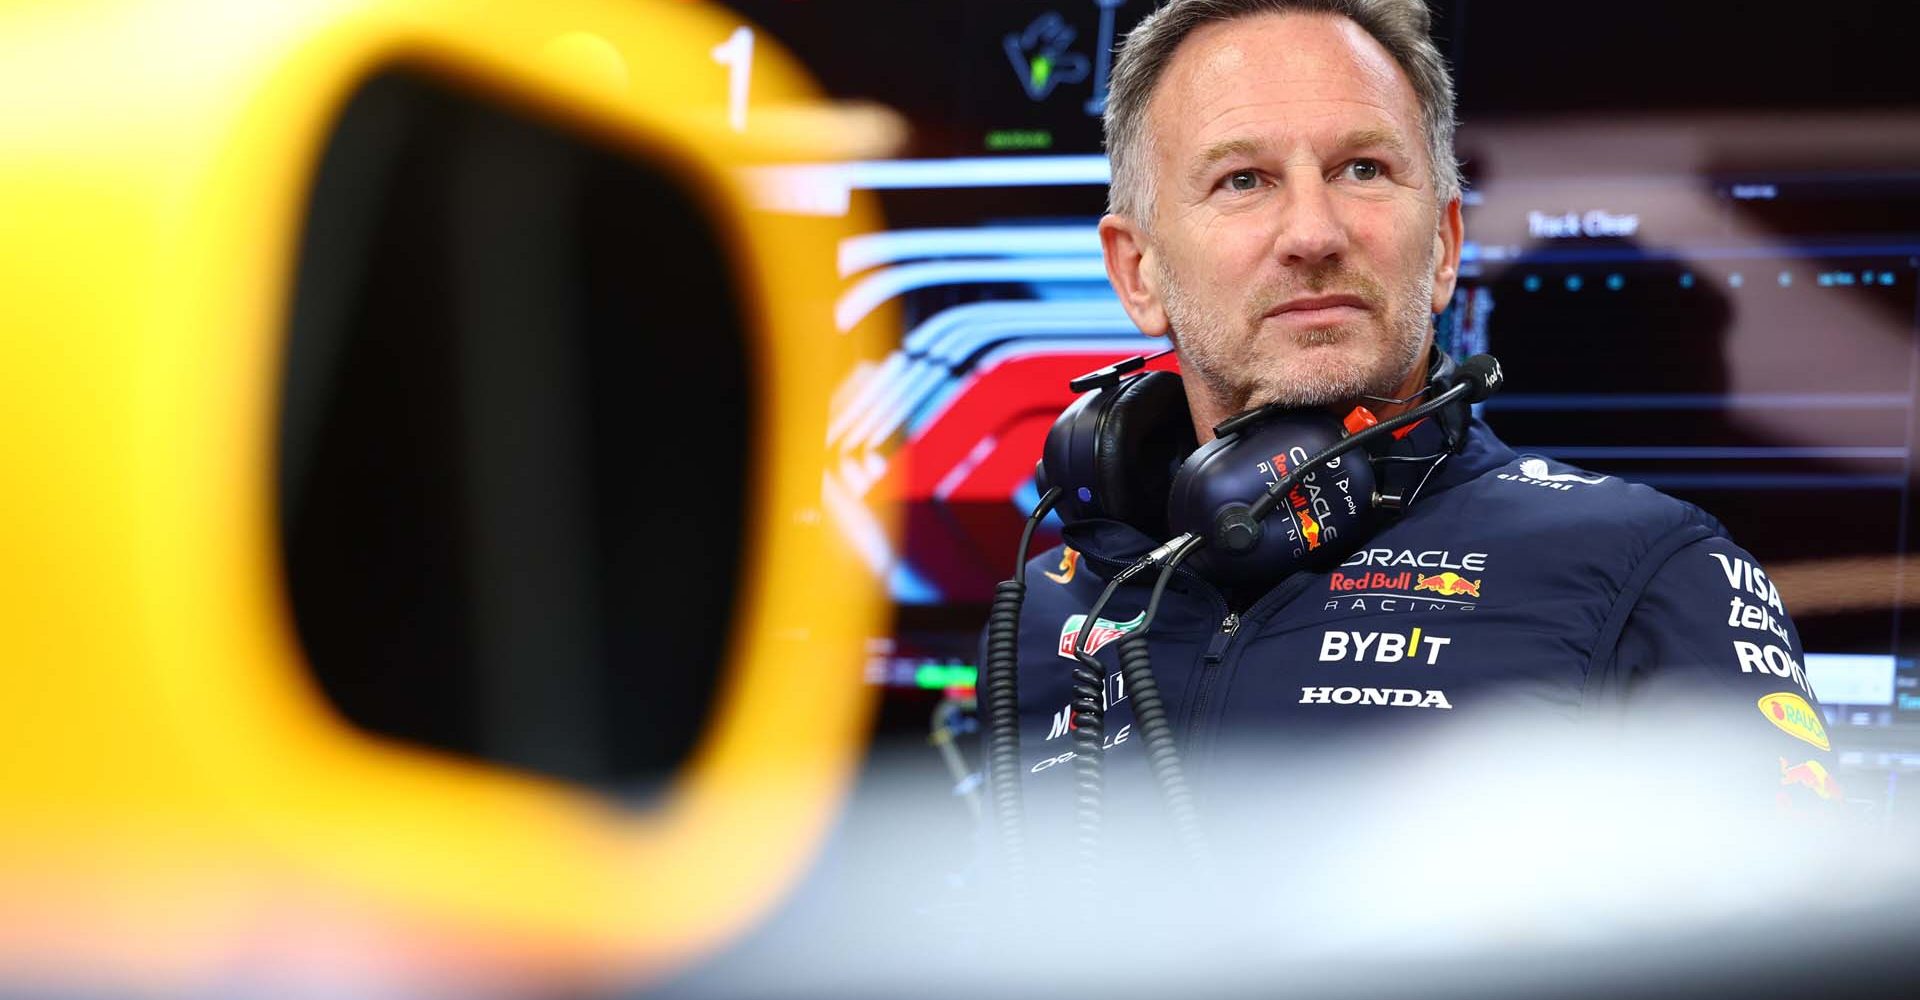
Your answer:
[1290,325,1356,349]
[1242,380,1367,412]
[1240,352,1392,410]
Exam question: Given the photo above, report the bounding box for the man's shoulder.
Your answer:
[1424,420,1725,550]
[1371,450,1731,591]
[1453,451,1723,542]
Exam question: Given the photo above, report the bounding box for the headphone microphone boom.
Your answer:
[1435,352,1504,403]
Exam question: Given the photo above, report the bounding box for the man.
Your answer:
[1002,0,1838,824]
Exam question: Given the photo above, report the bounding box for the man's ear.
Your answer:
[1430,195,1464,313]
[1099,213,1170,337]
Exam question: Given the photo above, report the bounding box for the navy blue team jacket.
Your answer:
[1001,415,1840,818]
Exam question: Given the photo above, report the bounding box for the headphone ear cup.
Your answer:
[1095,371,1197,537]
[1169,408,1376,587]
[1038,369,1197,535]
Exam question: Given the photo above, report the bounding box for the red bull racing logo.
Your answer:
[1325,552,1491,611]
[1329,570,1417,593]
[1414,572,1482,598]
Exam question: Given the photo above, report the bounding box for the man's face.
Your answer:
[1101,12,1462,422]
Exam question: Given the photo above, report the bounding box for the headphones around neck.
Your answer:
[1035,345,1474,588]
[988,346,1497,878]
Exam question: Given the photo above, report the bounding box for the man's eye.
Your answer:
[1224,170,1260,192]
[1346,159,1383,182]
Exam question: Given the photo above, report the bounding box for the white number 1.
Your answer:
[710,26,754,132]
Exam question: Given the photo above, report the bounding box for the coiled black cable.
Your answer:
[1116,535,1212,875]
[1068,619,1107,885]
[982,486,1063,886]
[1067,558,1155,885]
[1067,533,1202,883]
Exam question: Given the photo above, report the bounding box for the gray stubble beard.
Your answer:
[1157,257,1435,413]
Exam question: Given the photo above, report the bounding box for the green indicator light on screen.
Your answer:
[915,664,978,689]
[986,129,1053,151]
[1031,54,1052,91]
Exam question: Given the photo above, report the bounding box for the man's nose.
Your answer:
[1271,174,1348,266]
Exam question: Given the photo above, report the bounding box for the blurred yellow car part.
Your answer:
[0,0,896,993]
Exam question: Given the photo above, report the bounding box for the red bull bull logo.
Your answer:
[1778,757,1842,801]
[1415,572,1482,598]
[1296,509,1322,549]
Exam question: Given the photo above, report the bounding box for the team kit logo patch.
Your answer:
[1057,610,1145,659]
[1758,692,1830,751]
[1298,686,1452,709]
[1043,548,1080,584]
[1327,570,1484,598]
[1496,457,1610,492]
[1414,571,1481,598]
[1779,757,1842,801]
[1326,550,1490,610]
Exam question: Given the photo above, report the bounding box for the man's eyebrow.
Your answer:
[1188,137,1266,185]
[1186,128,1415,186]
[1341,127,1413,159]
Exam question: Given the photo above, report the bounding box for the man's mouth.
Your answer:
[1262,294,1371,326]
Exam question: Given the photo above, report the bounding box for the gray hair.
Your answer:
[1103,0,1460,224]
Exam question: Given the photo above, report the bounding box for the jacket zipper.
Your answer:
[1181,573,1316,770]
[1208,613,1241,660]
[1183,612,1241,758]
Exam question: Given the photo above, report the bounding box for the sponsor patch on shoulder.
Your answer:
[1494,457,1610,491]
[1758,692,1830,751]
